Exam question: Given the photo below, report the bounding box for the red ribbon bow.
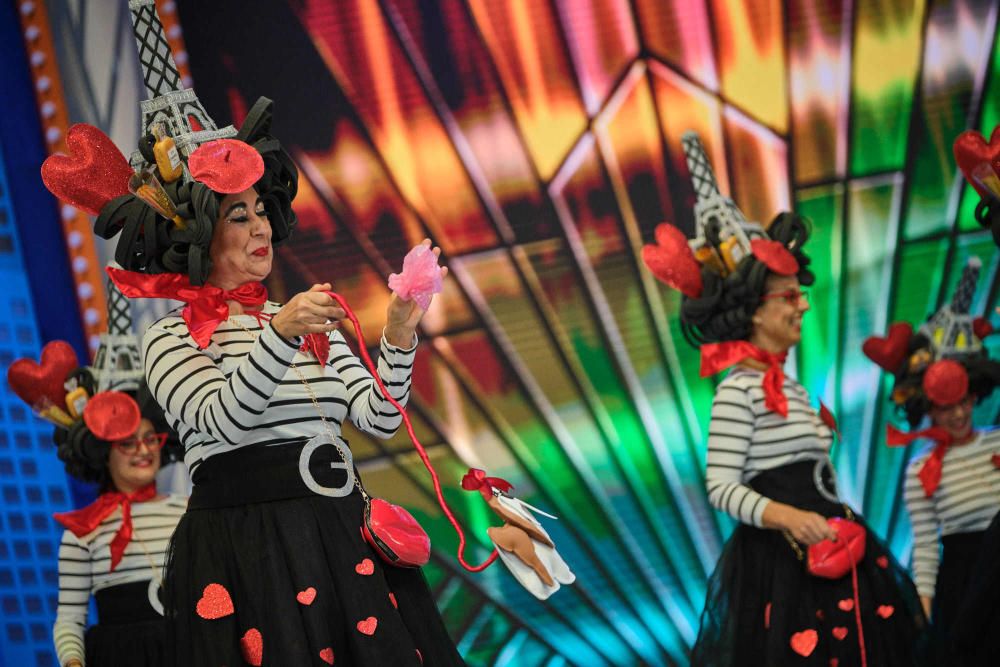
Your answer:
[107,267,330,362]
[886,424,954,497]
[107,267,267,349]
[701,341,789,417]
[461,468,514,501]
[53,484,157,571]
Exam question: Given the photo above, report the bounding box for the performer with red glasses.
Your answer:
[643,133,925,665]
[864,257,1000,665]
[7,343,185,667]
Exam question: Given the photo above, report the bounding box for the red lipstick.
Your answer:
[251,247,269,257]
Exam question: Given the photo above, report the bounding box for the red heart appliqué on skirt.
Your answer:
[790,629,818,657]
[240,628,263,666]
[296,587,317,606]
[357,616,378,636]
[195,583,234,620]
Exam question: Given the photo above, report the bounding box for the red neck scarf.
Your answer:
[886,425,957,497]
[107,267,330,362]
[107,267,266,349]
[54,484,157,571]
[461,468,514,501]
[701,341,789,417]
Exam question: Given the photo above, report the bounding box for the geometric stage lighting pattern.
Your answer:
[34,1,1000,665]
[174,2,1000,665]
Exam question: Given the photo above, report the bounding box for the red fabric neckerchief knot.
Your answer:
[701,341,789,417]
[107,267,266,349]
[461,468,514,501]
[107,267,330,362]
[886,424,956,497]
[53,484,157,571]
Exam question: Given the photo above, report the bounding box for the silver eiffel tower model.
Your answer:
[127,0,234,173]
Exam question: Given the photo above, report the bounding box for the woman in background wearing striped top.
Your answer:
[642,132,925,666]
[865,257,1000,665]
[8,356,183,667]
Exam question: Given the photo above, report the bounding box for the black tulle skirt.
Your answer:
[950,510,1000,666]
[691,460,928,666]
[163,442,465,667]
[85,579,165,666]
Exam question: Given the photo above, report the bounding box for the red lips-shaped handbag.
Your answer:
[806,517,867,579]
[361,498,431,568]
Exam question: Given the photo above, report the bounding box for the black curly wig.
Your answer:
[890,333,1000,427]
[680,212,815,347]
[53,373,182,492]
[93,97,298,285]
[974,192,1000,249]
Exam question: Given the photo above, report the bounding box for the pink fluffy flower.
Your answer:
[388,244,444,310]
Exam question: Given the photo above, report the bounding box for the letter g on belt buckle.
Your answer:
[299,433,356,497]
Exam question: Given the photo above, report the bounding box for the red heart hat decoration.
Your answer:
[641,223,703,298]
[7,341,79,410]
[750,238,799,275]
[82,391,141,442]
[862,322,914,373]
[954,126,1000,199]
[188,139,264,194]
[973,316,994,340]
[923,359,969,406]
[41,124,132,216]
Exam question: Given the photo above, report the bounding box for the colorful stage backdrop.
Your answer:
[1,1,999,665]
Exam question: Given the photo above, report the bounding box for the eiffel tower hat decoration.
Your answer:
[91,271,144,394]
[864,257,1000,421]
[641,132,803,298]
[639,131,814,351]
[40,0,299,286]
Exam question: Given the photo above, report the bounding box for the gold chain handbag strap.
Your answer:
[229,316,370,502]
[782,504,855,561]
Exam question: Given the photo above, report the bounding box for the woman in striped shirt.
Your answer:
[8,355,183,667]
[86,98,464,666]
[865,260,1000,664]
[643,133,925,665]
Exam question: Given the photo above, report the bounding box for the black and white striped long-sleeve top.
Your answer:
[53,494,186,665]
[705,368,835,527]
[142,303,414,476]
[904,428,1000,598]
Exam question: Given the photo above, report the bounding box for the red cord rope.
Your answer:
[327,292,499,572]
[845,538,867,667]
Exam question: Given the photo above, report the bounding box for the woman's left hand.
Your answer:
[385,239,448,347]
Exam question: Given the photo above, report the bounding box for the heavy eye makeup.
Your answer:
[224,200,267,223]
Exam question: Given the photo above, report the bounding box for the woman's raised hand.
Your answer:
[384,239,448,347]
[270,283,346,339]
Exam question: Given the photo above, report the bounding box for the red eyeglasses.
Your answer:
[761,289,809,305]
[112,432,167,454]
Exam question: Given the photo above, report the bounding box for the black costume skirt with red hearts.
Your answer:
[84,579,165,666]
[162,442,465,667]
[950,510,1000,666]
[690,460,928,666]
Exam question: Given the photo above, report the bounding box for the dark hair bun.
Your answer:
[54,420,111,488]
